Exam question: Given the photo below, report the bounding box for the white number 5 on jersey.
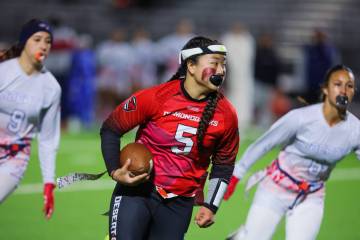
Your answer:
[171,124,197,155]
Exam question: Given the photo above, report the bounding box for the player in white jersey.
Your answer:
[0,19,61,220]
[223,65,359,240]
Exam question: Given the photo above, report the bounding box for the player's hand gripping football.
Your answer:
[223,176,240,200]
[195,206,215,228]
[111,159,149,186]
[43,183,55,219]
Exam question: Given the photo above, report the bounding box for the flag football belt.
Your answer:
[57,171,178,199]
[0,142,30,160]
[57,171,107,189]
[268,159,324,209]
[155,186,178,199]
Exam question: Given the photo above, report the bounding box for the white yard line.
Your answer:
[14,168,360,195]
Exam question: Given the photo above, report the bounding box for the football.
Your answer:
[119,142,153,176]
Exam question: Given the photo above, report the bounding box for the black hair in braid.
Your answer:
[0,44,22,63]
[170,36,223,152]
[197,92,220,152]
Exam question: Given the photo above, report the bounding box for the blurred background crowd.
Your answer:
[1,0,359,134]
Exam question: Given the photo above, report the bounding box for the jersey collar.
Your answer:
[180,79,211,103]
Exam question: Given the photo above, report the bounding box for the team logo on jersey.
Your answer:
[187,106,200,112]
[123,96,137,112]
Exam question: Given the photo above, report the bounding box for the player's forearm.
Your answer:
[209,163,233,181]
[100,123,121,175]
[234,110,300,179]
[38,108,60,184]
[204,164,234,213]
[204,178,228,213]
[38,131,59,183]
[232,127,284,179]
[38,147,56,183]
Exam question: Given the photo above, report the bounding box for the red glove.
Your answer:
[43,183,55,219]
[194,172,208,206]
[223,176,239,201]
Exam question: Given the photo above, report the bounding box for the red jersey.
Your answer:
[106,79,239,196]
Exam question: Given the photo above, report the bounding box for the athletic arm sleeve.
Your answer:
[233,110,301,179]
[38,86,61,184]
[204,178,228,213]
[100,89,158,174]
[100,123,121,175]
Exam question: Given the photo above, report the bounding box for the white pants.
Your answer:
[0,156,29,203]
[230,176,324,240]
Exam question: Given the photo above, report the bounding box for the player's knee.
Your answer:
[0,184,17,204]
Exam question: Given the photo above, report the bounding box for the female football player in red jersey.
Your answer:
[100,36,239,240]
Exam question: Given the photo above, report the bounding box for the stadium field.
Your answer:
[1,131,360,240]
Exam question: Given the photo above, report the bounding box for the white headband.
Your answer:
[178,44,227,64]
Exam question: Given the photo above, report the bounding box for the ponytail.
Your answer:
[0,44,22,63]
